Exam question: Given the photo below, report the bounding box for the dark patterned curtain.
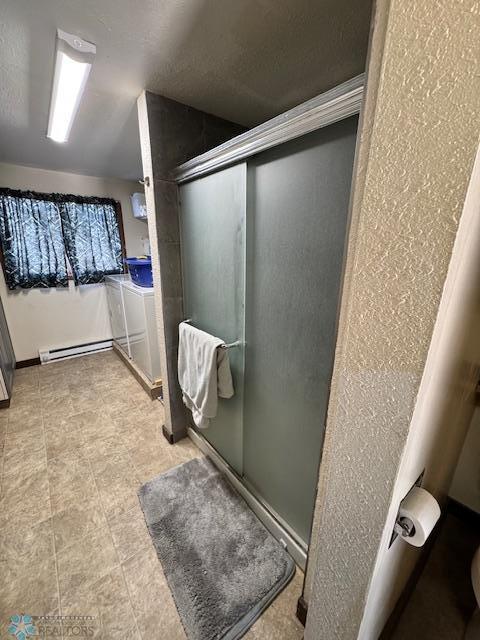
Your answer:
[60,200,124,285]
[0,190,68,289]
[0,188,124,290]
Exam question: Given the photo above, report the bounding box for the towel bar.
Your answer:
[221,341,242,350]
[182,319,242,350]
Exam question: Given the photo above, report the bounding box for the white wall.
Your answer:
[450,407,480,514]
[0,162,148,361]
[358,144,480,639]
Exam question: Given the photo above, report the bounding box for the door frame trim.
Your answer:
[172,73,365,184]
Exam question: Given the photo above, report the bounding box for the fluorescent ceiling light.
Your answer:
[47,29,96,143]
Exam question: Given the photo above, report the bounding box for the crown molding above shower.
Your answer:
[172,73,365,184]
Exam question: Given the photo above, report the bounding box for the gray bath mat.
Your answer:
[138,456,295,640]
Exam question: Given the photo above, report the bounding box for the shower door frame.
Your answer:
[174,74,365,569]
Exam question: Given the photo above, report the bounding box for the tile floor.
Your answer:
[0,351,304,639]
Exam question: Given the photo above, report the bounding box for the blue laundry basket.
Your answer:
[125,257,153,288]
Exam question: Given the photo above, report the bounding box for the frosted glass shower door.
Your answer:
[179,164,246,474]
[243,117,358,543]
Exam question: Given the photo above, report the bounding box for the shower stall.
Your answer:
[174,81,362,567]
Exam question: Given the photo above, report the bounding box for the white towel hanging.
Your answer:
[178,321,234,429]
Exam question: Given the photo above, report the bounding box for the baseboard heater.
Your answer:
[39,339,113,364]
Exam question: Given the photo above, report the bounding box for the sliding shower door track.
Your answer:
[187,428,308,570]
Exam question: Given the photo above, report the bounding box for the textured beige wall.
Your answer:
[359,142,480,639]
[0,162,146,361]
[304,0,480,638]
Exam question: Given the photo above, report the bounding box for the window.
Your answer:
[0,188,125,290]
[60,200,124,285]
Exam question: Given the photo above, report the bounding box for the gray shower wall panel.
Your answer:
[137,91,245,441]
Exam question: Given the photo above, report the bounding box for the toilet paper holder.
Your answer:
[389,470,424,548]
[394,515,415,538]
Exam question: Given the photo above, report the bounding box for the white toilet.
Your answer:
[466,547,480,639]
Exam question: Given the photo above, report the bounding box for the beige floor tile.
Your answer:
[88,445,137,478]
[38,371,71,390]
[140,399,165,420]
[0,574,59,624]
[0,519,58,620]
[92,455,140,521]
[52,497,109,553]
[140,400,165,429]
[96,362,129,378]
[111,370,144,386]
[12,369,41,383]
[0,415,7,453]
[110,506,151,563]
[10,382,40,399]
[38,362,65,377]
[68,366,98,386]
[7,403,41,427]
[101,368,128,383]
[110,408,148,431]
[128,441,175,485]
[0,517,54,566]
[168,437,202,466]
[135,410,165,434]
[128,392,160,411]
[0,468,50,529]
[96,479,140,523]
[39,374,72,395]
[84,437,132,472]
[117,420,163,451]
[122,545,186,640]
[117,627,142,639]
[48,449,98,513]
[81,353,109,370]
[114,411,191,484]
[72,409,119,442]
[14,366,40,382]
[3,424,46,480]
[0,417,6,494]
[6,413,42,437]
[45,416,86,460]
[103,394,138,415]
[9,388,41,408]
[42,392,75,420]
[57,528,118,608]
[40,359,83,376]
[1,352,304,640]
[85,369,116,387]
[62,567,139,639]
[69,388,106,414]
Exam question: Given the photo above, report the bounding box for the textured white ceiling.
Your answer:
[0,0,372,180]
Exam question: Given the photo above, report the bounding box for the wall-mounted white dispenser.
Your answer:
[131,192,147,219]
